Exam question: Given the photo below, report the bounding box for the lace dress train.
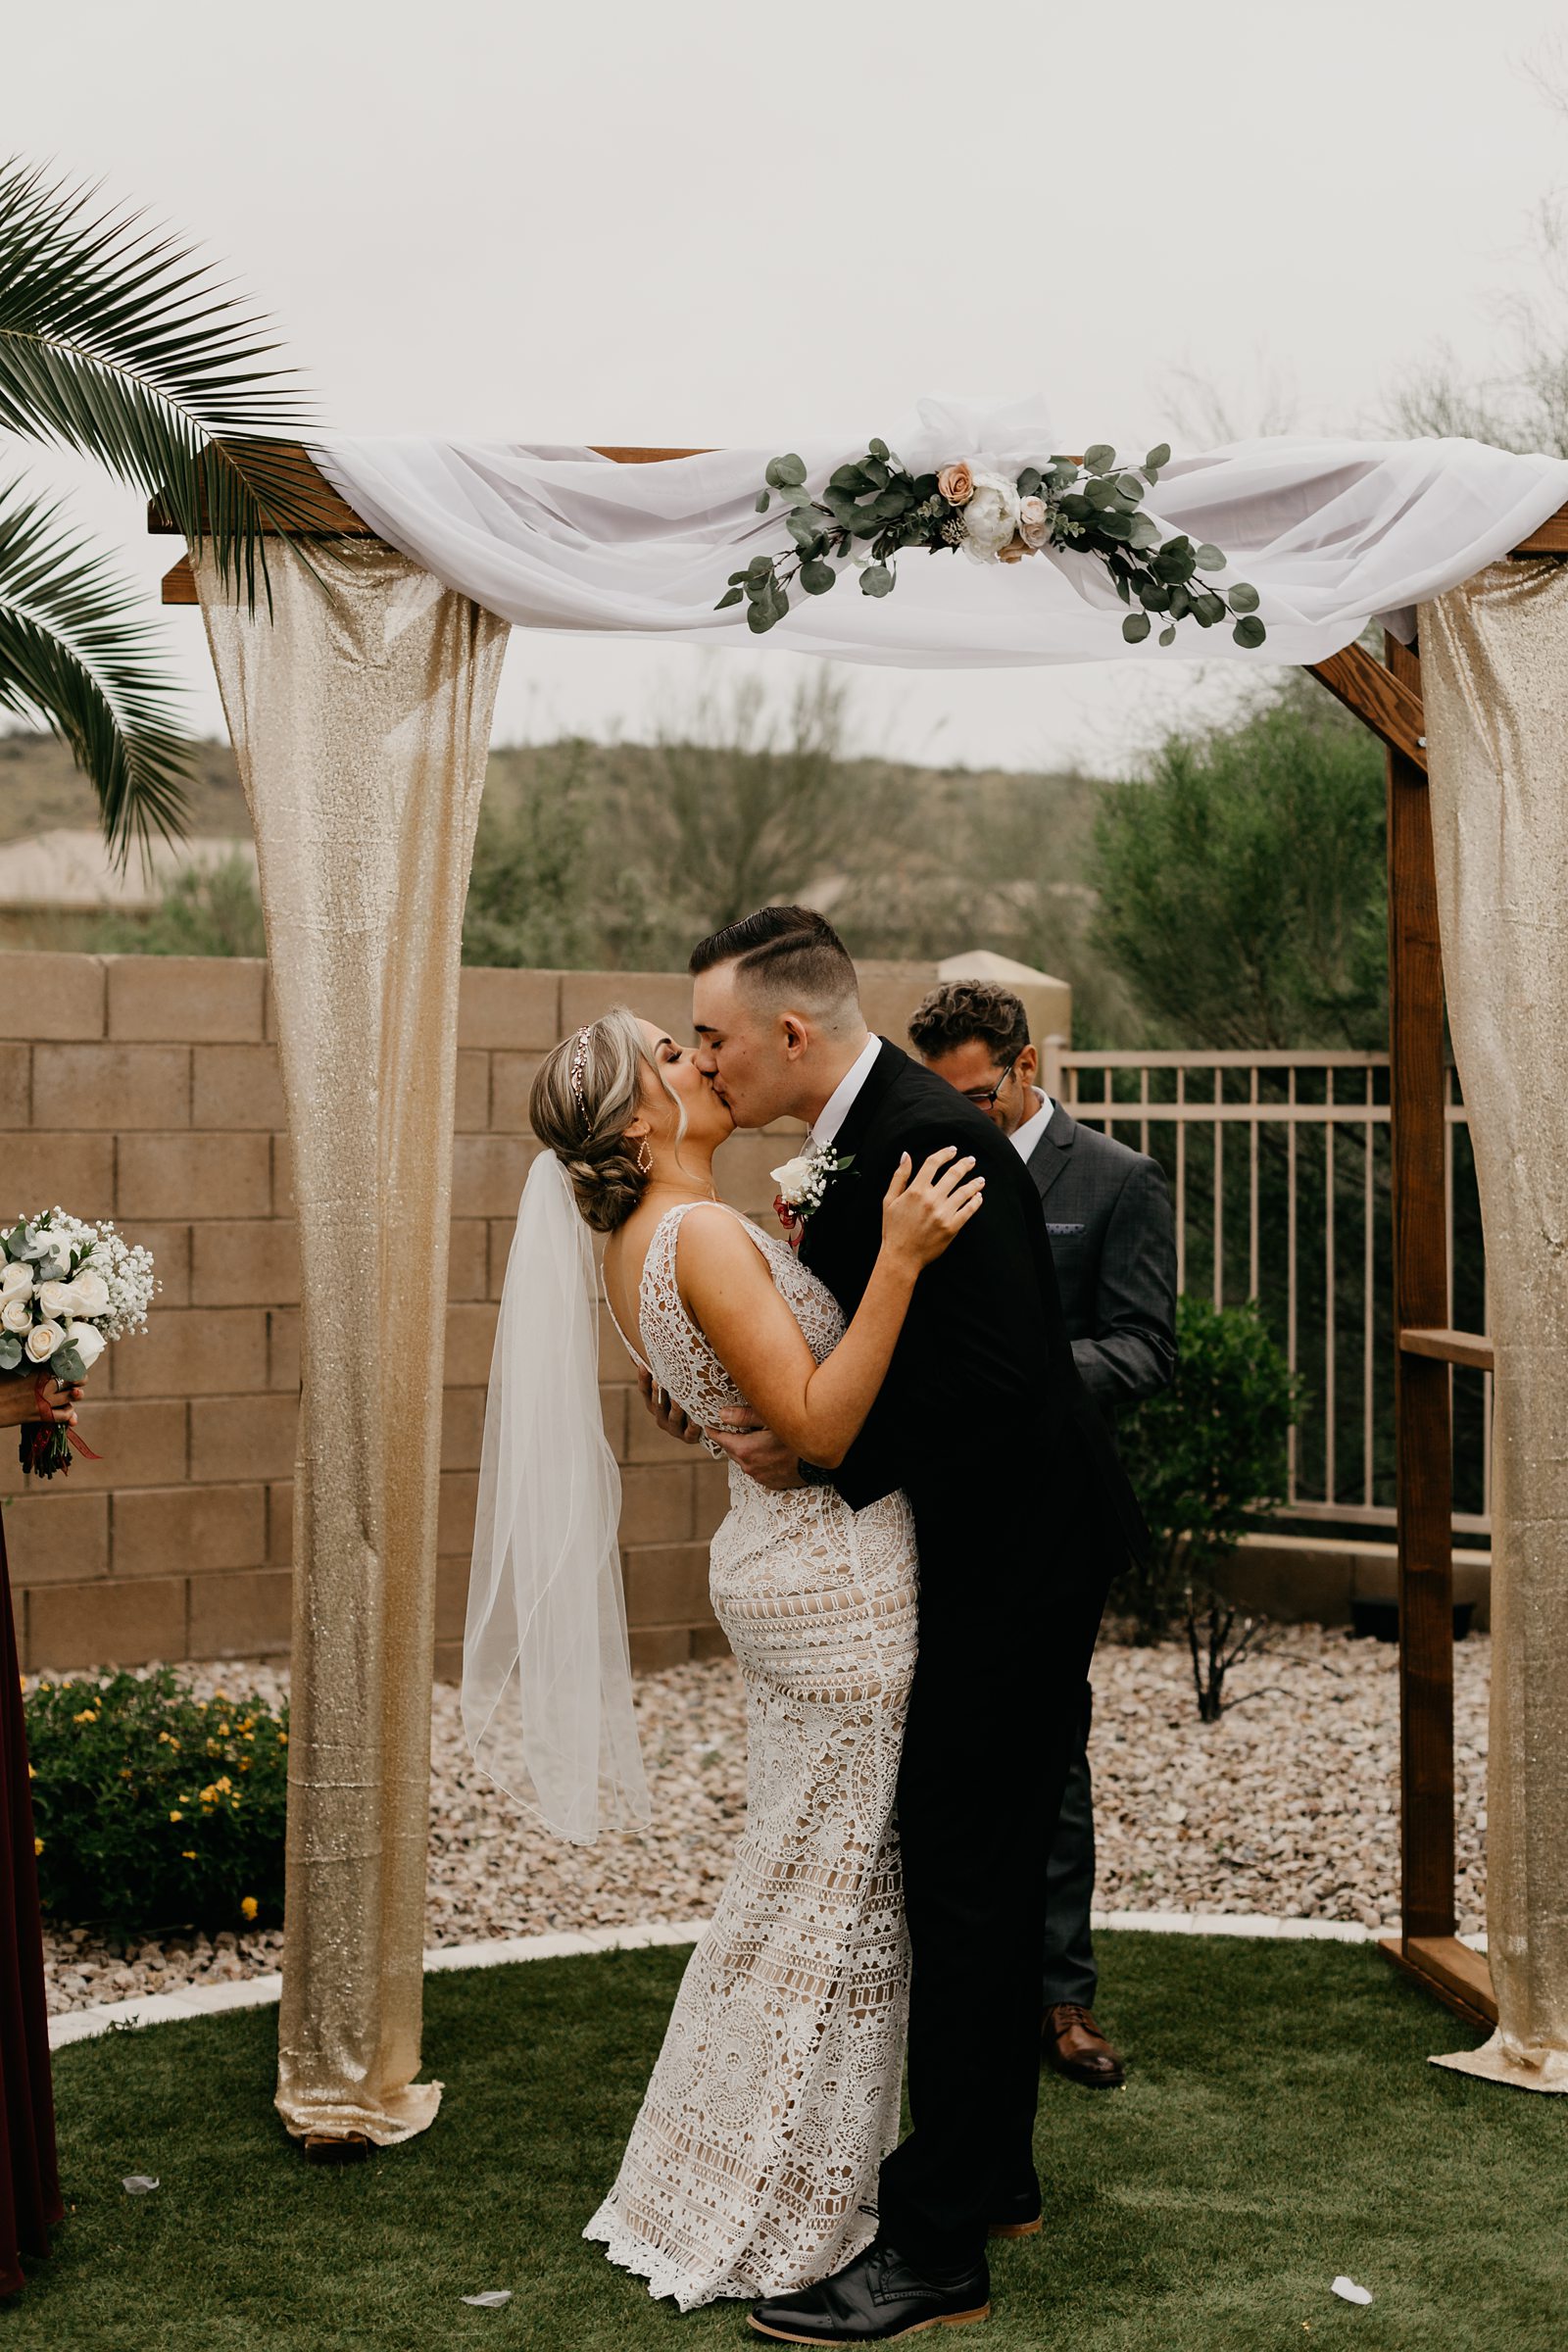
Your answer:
[584,1203,917,2311]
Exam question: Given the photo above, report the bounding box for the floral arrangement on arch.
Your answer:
[0,1209,157,1477]
[718,439,1264,649]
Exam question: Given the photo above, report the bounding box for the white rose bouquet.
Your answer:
[1,1209,157,1479]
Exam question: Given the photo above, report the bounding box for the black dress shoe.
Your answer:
[986,2181,1042,2239]
[749,2241,991,2343]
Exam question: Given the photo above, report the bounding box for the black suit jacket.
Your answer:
[1024,1100,1177,1423]
[799,1042,1148,1607]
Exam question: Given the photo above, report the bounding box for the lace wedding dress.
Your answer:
[585,1201,918,2311]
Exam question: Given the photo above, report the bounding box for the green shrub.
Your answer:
[1117,1295,1306,1719]
[25,1666,287,1935]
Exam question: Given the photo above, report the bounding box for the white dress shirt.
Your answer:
[1009,1087,1056,1164]
[808,1034,883,1151]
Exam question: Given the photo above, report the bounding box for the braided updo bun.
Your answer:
[529,1006,658,1235]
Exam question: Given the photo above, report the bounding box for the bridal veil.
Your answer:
[462,1151,650,1842]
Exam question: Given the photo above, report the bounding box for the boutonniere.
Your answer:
[770,1145,856,1251]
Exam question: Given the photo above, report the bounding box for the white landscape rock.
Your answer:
[36,1628,1490,2015]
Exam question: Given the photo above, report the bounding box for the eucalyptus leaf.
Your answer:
[51,1341,85,1383]
[0,1336,20,1371]
[1097,511,1135,542]
[1193,543,1226,571]
[1139,581,1171,612]
[1233,613,1267,649]
[1227,581,1260,614]
[829,465,868,495]
[1084,477,1119,510]
[714,586,743,610]
[1017,466,1043,499]
[867,437,889,461]
[746,601,775,634]
[746,554,773,582]
[1168,583,1193,619]
[1129,514,1160,550]
[771,453,808,488]
[1158,624,1177,646]
[1122,612,1152,643]
[1084,443,1116,471]
[1145,442,1172,468]
[859,457,890,491]
[726,570,750,586]
[859,562,895,598]
[754,490,770,514]
[800,559,836,595]
[786,510,819,549]
[1058,493,1092,520]
[1115,473,1145,502]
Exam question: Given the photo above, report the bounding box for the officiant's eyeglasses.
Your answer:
[959,1056,1020,1108]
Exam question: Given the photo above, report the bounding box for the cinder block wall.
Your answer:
[0,952,1035,1676]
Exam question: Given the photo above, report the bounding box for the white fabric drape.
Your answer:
[1421,563,1568,2094]
[315,397,1568,671]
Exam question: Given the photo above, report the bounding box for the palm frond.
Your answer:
[0,476,191,863]
[0,156,324,608]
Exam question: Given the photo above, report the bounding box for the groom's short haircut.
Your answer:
[690,906,860,1023]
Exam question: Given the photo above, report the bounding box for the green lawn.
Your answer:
[21,1935,1566,2352]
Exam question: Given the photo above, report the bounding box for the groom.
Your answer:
[653,906,1145,2342]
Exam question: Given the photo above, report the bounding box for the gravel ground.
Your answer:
[38,1626,1489,2016]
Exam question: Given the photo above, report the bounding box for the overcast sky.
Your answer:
[9,0,1568,775]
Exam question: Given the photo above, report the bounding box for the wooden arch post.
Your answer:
[151,450,1568,2030]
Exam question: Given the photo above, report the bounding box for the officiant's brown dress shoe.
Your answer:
[1044,2001,1125,2088]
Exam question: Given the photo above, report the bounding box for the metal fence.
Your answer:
[1043,1046,1490,1540]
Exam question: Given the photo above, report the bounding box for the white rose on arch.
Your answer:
[959,471,1022,563]
[24,1320,64,1364]
[1,1298,33,1337]
[70,1324,107,1371]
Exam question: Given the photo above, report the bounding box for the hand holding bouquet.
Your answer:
[0,1209,157,1478]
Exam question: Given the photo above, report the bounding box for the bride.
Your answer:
[463,1006,981,2313]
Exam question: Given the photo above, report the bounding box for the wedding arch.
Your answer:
[149,403,1568,2142]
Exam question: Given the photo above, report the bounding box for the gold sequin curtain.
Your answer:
[197,543,509,2141]
[1422,563,1568,2093]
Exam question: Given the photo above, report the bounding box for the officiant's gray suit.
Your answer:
[1028,1100,1177,2010]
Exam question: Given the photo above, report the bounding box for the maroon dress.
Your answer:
[0,1513,62,2295]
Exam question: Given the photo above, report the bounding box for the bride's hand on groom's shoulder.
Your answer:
[881,1146,986,1271]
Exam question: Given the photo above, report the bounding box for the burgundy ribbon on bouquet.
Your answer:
[24,1372,100,1472]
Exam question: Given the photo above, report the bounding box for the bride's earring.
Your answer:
[635,1136,654,1177]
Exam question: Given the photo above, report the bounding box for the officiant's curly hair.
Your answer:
[690,905,859,1020]
[531,1006,684,1234]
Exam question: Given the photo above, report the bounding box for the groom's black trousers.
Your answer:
[876,1464,1112,2276]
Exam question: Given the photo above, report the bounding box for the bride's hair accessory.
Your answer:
[531,1006,690,1235]
[463,1150,649,1844]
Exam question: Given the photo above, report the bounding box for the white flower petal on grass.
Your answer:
[1331,2277,1373,2306]
[122,2175,160,2194]
[460,2290,513,2308]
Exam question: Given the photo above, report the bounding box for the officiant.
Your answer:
[910,979,1176,2091]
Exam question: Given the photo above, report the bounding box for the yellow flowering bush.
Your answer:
[25,1667,287,1933]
